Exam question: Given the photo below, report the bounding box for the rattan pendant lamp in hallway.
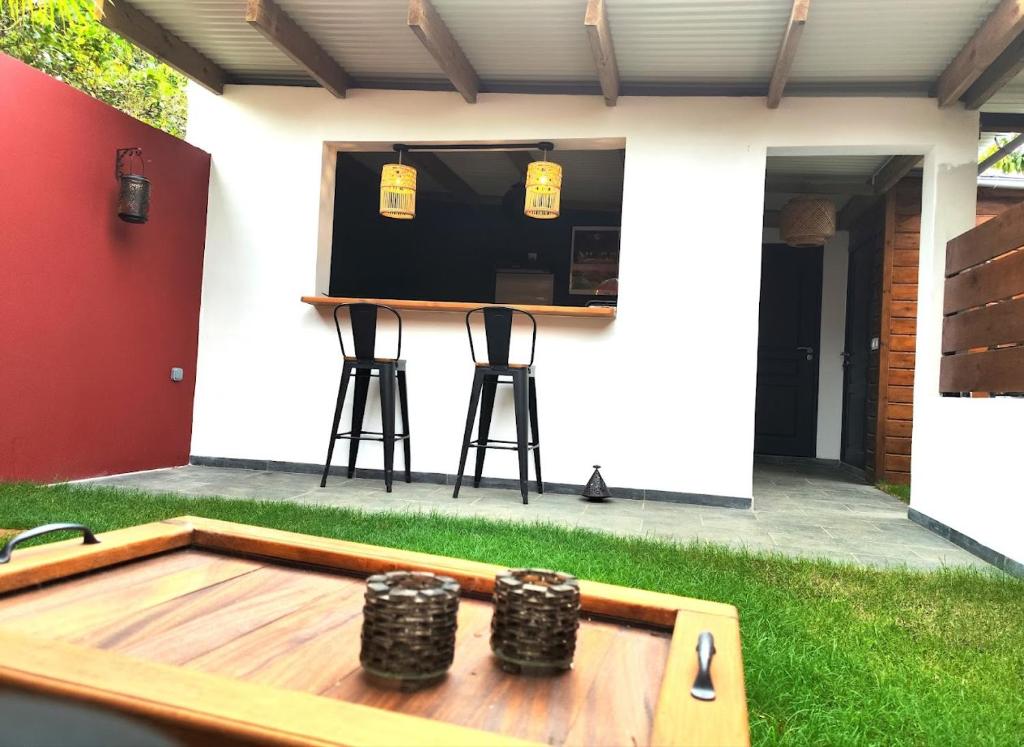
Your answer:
[779,196,836,247]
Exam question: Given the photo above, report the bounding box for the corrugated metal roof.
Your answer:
[116,0,1024,112]
[789,0,998,89]
[432,0,595,84]
[766,155,890,178]
[612,0,793,85]
[128,0,311,84]
[280,0,445,83]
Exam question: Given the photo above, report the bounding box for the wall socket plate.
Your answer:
[870,337,880,351]
[170,367,184,382]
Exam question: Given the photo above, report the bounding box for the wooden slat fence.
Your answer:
[941,198,1024,394]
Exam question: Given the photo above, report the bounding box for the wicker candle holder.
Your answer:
[360,571,460,690]
[491,568,581,674]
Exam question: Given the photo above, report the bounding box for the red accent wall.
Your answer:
[0,54,211,482]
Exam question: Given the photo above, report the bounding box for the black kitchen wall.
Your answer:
[328,153,621,307]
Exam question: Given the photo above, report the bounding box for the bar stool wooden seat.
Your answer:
[320,303,410,493]
[453,307,542,504]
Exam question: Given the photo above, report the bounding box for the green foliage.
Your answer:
[2,481,1022,746]
[0,0,187,137]
[980,136,1024,175]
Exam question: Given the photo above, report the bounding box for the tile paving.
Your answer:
[81,461,993,572]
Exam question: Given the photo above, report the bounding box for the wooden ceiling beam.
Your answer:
[962,31,1024,110]
[935,0,1024,108]
[767,0,810,109]
[871,155,921,195]
[407,0,480,104]
[93,0,227,95]
[246,0,351,98]
[584,0,620,107]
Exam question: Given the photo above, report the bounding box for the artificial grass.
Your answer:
[1,482,1022,746]
[877,481,911,504]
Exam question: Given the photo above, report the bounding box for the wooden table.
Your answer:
[0,517,749,746]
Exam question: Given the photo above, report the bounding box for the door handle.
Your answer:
[796,346,815,361]
[840,351,852,366]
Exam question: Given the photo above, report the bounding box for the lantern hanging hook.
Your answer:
[115,147,144,181]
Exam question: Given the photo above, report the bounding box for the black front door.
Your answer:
[840,238,876,468]
[754,244,823,457]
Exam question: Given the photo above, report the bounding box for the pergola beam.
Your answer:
[978,132,1024,174]
[767,0,810,109]
[94,0,227,95]
[407,0,480,104]
[935,0,1024,107]
[962,32,1024,110]
[871,155,920,195]
[584,0,620,107]
[245,0,351,98]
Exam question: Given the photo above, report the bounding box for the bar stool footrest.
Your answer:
[334,430,410,442]
[469,439,539,451]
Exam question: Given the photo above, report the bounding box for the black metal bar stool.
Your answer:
[320,303,410,493]
[453,307,542,504]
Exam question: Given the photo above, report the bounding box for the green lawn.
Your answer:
[1,482,1022,746]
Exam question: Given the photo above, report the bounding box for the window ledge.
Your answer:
[301,296,616,319]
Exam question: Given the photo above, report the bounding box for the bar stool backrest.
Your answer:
[466,306,537,366]
[332,303,402,361]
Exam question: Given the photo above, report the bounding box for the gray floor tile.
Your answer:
[73,462,993,573]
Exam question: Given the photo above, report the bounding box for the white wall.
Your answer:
[909,138,1024,566]
[761,228,849,461]
[186,86,976,502]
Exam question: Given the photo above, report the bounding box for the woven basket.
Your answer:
[491,568,581,673]
[780,197,836,247]
[360,571,460,689]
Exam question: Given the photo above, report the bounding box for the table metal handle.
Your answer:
[0,523,100,564]
[690,630,716,701]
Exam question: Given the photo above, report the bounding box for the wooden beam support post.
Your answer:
[245,0,351,98]
[767,0,810,109]
[978,131,1024,174]
[935,0,1024,107]
[584,0,620,106]
[407,0,480,104]
[94,0,227,95]
[871,155,921,195]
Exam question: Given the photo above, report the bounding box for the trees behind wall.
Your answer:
[0,0,187,137]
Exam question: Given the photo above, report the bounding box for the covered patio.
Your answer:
[84,462,988,571]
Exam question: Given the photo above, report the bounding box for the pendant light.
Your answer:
[779,197,836,247]
[380,146,416,220]
[524,143,562,220]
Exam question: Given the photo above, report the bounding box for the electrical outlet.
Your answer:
[870,337,880,351]
[170,367,184,382]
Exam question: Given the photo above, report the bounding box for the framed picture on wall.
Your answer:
[569,226,620,296]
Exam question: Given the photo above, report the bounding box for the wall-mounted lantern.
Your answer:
[115,147,150,224]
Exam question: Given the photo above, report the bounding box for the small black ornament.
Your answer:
[582,465,610,501]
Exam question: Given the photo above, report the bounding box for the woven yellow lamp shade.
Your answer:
[379,162,417,220]
[779,197,836,247]
[524,159,562,219]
